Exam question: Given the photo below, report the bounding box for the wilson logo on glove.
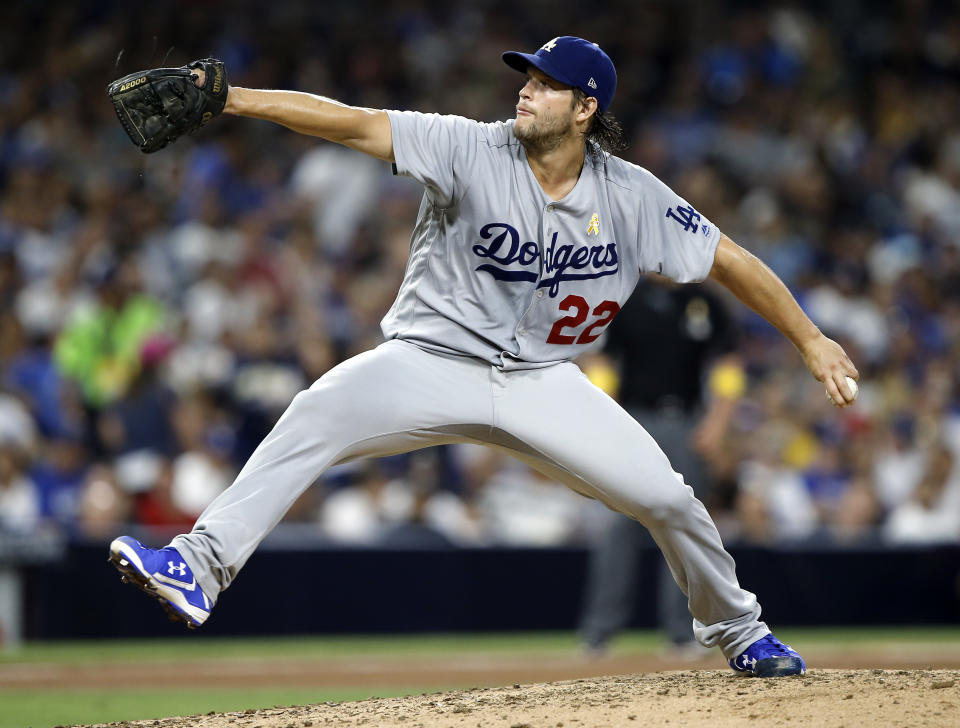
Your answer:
[211,66,224,94]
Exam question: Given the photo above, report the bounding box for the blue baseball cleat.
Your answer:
[108,536,212,628]
[730,633,806,677]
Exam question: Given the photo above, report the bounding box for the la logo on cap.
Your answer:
[541,38,559,52]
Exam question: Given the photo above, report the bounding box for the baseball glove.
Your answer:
[107,58,228,153]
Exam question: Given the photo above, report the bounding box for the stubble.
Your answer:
[514,111,574,155]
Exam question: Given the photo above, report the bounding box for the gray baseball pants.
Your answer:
[580,405,712,649]
[172,339,768,659]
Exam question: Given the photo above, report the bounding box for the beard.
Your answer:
[514,110,574,154]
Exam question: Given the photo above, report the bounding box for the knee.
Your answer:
[281,384,350,432]
[619,470,696,526]
[287,386,327,416]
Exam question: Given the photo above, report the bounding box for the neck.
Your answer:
[522,134,587,201]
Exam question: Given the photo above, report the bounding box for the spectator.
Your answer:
[318,462,392,544]
[0,444,39,533]
[29,433,88,530]
[97,335,179,493]
[735,426,819,544]
[76,465,130,540]
[169,424,237,519]
[884,442,960,544]
[134,459,195,530]
[53,261,167,408]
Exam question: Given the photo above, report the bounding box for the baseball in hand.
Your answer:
[826,375,858,405]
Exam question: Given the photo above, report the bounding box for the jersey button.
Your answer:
[546,205,555,212]
[518,327,527,336]
[536,290,544,298]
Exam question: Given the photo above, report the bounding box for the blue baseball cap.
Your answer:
[502,36,617,112]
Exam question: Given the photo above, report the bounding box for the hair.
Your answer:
[572,88,627,156]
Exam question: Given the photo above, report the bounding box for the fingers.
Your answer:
[813,336,859,407]
[826,372,858,407]
[824,377,845,407]
[843,358,859,380]
[191,68,207,87]
[836,372,854,403]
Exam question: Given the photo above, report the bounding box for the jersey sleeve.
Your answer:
[386,110,480,208]
[637,171,722,282]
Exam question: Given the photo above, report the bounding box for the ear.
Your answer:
[575,95,598,125]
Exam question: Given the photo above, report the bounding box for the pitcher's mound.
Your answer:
[87,669,959,728]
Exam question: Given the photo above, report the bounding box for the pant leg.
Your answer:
[493,363,767,660]
[658,557,697,644]
[579,407,710,647]
[172,341,493,601]
[635,409,711,646]
[578,510,647,648]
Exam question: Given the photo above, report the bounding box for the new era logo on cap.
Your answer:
[502,36,617,112]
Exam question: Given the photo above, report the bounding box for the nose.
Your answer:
[519,79,533,100]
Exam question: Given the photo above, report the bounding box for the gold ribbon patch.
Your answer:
[587,213,600,236]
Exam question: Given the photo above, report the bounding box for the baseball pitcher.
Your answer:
[107,36,859,677]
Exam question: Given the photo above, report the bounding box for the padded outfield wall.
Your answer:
[17,532,960,639]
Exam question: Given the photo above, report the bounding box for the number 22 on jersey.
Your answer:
[546,295,621,345]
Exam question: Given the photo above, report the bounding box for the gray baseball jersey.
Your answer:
[382,111,721,369]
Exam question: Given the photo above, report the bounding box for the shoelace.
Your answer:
[756,636,793,656]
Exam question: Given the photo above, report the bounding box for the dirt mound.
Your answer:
[83,669,959,728]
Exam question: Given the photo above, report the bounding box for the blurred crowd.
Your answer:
[1,0,959,547]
